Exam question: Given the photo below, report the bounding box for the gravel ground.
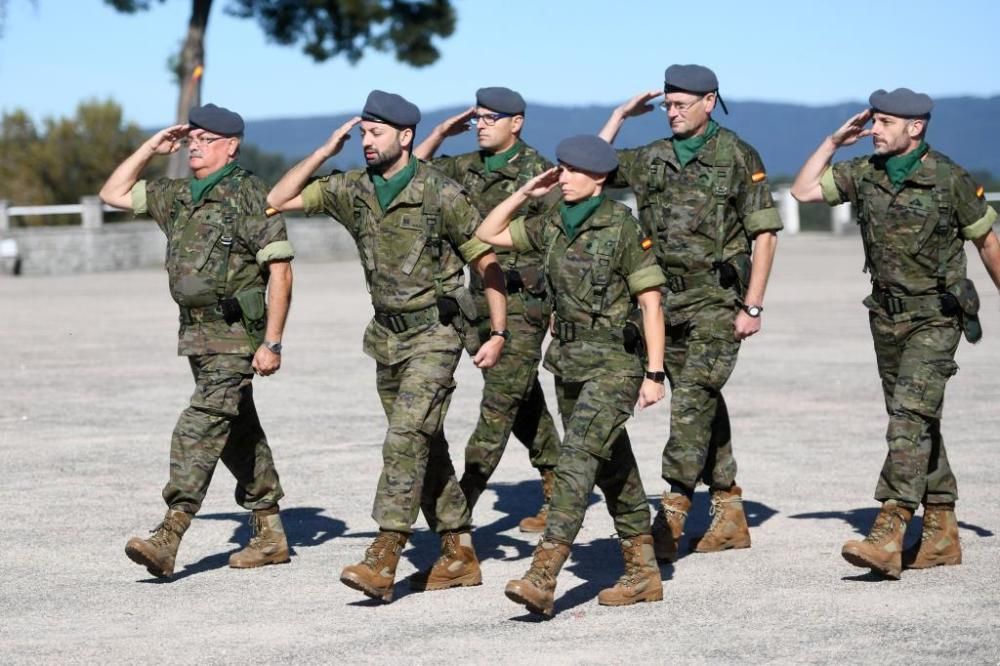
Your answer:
[1,234,998,664]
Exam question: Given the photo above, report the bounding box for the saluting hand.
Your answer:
[147,124,190,155]
[618,90,663,118]
[831,109,873,147]
[436,106,476,138]
[322,116,362,157]
[519,167,561,199]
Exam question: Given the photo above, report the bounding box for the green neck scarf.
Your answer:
[190,162,238,204]
[559,194,605,237]
[371,156,417,211]
[483,140,523,174]
[884,141,929,187]
[672,119,719,168]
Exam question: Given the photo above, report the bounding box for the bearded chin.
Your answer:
[368,144,403,173]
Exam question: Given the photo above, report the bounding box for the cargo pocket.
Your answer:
[898,358,958,418]
[190,370,245,418]
[417,381,457,436]
[686,325,740,392]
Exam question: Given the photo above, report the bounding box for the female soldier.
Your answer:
[476,135,667,617]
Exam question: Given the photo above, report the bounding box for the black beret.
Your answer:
[869,88,933,118]
[475,86,526,115]
[555,135,618,174]
[362,90,421,127]
[188,103,244,136]
[664,64,719,94]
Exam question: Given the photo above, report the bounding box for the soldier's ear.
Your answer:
[398,127,414,150]
[703,92,717,114]
[907,119,926,139]
[510,114,524,135]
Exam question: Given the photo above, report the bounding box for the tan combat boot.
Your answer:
[409,530,483,591]
[598,534,663,607]
[504,538,571,617]
[841,499,914,579]
[340,530,408,602]
[125,508,192,578]
[903,503,961,569]
[519,468,555,533]
[651,491,692,561]
[694,485,752,553]
[229,505,290,569]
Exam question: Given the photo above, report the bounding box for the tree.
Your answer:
[0,100,152,224]
[104,0,456,177]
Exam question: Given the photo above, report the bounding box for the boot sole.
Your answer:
[410,571,483,591]
[693,539,751,553]
[841,547,901,580]
[340,571,394,602]
[904,555,962,570]
[504,585,553,617]
[229,552,291,569]
[518,524,545,533]
[598,589,664,607]
[124,544,172,578]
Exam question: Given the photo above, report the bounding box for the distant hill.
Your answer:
[243,96,1000,180]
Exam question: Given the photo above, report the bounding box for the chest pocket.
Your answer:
[167,204,237,306]
[397,213,427,276]
[578,223,626,320]
[352,199,379,290]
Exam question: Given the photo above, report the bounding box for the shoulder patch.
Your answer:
[641,238,653,251]
[975,184,985,199]
[751,171,767,183]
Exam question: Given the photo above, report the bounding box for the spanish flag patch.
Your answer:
[751,171,767,183]
[975,185,985,199]
[265,206,280,218]
[641,238,653,251]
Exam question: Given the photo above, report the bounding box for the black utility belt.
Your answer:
[553,317,624,343]
[666,261,741,293]
[373,304,439,334]
[872,288,949,316]
[179,303,226,325]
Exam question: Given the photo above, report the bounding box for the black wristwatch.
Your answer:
[264,340,283,354]
[490,329,511,342]
[740,303,763,318]
[645,370,666,383]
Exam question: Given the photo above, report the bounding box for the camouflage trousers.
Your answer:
[662,307,741,492]
[162,354,283,514]
[870,311,962,510]
[372,345,471,534]
[460,313,561,510]
[544,374,650,545]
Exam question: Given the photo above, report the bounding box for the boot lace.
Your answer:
[434,532,460,565]
[363,533,399,567]
[246,514,265,549]
[865,510,902,544]
[706,494,740,532]
[524,547,559,586]
[147,520,175,548]
[920,510,941,543]
[616,539,645,587]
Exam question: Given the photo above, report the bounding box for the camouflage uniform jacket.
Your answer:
[610,126,783,312]
[510,197,665,382]
[301,161,492,365]
[822,148,998,311]
[432,141,555,316]
[132,166,295,356]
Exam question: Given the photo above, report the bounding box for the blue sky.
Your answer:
[2,0,999,127]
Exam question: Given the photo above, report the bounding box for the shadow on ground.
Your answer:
[788,506,994,540]
[137,506,346,584]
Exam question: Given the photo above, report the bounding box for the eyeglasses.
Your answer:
[470,113,511,127]
[659,97,705,113]
[181,135,227,147]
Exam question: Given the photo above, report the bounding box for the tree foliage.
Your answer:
[0,100,153,223]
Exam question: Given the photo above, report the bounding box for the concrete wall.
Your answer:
[0,217,358,276]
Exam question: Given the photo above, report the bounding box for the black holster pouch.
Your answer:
[220,298,243,325]
[713,261,739,290]
[438,289,483,355]
[220,289,267,348]
[505,269,525,294]
[944,278,982,343]
[622,308,645,355]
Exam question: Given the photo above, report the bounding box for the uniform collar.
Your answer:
[358,159,427,213]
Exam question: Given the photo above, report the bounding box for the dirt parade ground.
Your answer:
[1,233,998,664]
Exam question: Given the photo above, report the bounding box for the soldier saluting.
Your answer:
[100,103,295,578]
[267,91,508,602]
[600,65,783,560]
[792,88,1000,579]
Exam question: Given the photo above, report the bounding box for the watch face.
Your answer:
[747,306,762,317]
